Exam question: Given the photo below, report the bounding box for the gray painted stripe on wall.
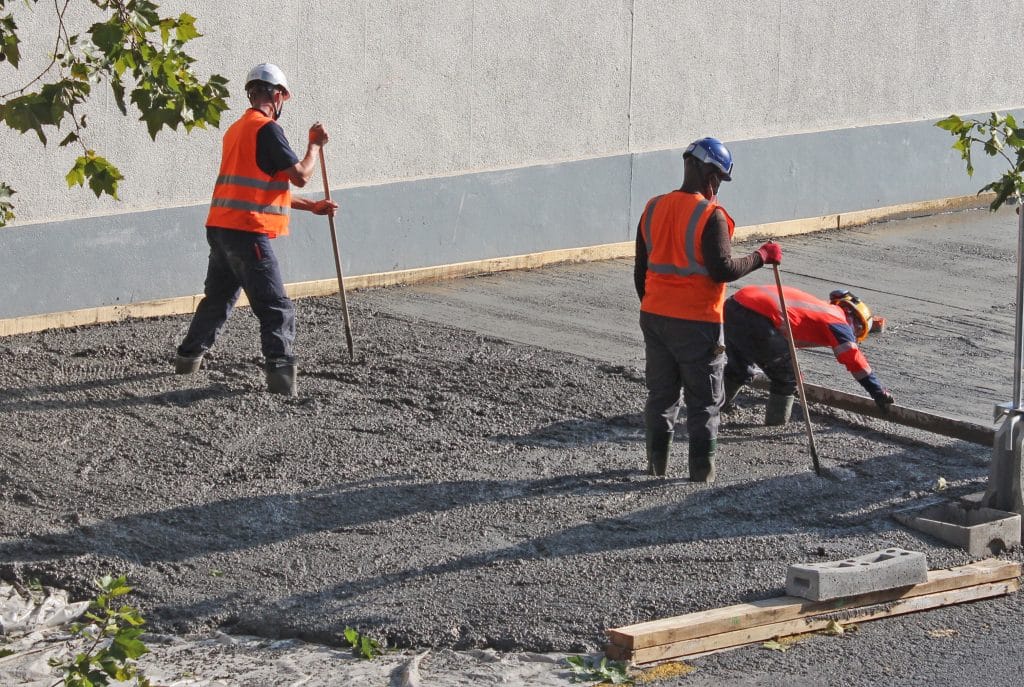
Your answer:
[2,113,1018,320]
[629,111,1024,230]
[1,156,631,319]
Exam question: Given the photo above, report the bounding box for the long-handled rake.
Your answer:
[772,262,821,475]
[319,150,354,361]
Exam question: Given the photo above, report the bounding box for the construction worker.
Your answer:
[635,137,780,482]
[175,63,337,396]
[723,285,894,423]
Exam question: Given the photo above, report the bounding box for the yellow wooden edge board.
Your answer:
[608,577,1019,665]
[0,193,993,338]
[606,558,1019,651]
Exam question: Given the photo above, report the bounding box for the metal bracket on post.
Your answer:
[994,403,1024,450]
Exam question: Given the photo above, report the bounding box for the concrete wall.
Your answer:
[2,1,1023,319]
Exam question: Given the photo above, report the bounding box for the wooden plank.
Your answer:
[750,378,994,446]
[617,578,1018,664]
[606,559,1018,651]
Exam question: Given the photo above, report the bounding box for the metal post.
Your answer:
[986,198,1024,521]
[1014,194,1024,408]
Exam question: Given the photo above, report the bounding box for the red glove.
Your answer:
[308,122,329,146]
[757,241,782,265]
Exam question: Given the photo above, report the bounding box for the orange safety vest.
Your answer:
[206,109,292,238]
[640,191,735,323]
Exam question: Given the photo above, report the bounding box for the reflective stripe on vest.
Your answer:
[210,197,290,216]
[206,109,292,237]
[215,174,291,192]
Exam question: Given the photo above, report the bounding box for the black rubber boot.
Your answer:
[722,377,743,413]
[688,439,717,483]
[645,431,672,477]
[266,362,297,396]
[175,353,203,375]
[765,393,795,426]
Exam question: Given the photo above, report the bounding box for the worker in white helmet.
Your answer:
[175,63,337,396]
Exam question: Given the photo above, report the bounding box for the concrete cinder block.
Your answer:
[893,501,1021,558]
[786,548,928,601]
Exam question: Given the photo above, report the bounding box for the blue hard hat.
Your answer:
[683,137,733,181]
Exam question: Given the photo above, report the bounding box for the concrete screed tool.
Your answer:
[319,149,355,361]
[772,261,822,475]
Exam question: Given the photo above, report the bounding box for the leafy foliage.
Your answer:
[342,626,384,660]
[50,575,152,686]
[0,181,14,225]
[0,0,229,226]
[936,112,1024,211]
[566,655,633,684]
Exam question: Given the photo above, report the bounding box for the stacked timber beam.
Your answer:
[605,559,1019,665]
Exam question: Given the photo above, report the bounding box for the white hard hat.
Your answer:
[245,63,290,97]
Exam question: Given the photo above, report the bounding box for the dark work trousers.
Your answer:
[723,297,795,395]
[640,311,725,447]
[178,227,296,365]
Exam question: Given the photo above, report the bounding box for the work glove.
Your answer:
[309,122,329,146]
[311,199,338,216]
[872,388,895,411]
[756,241,782,265]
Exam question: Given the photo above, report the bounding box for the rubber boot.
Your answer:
[722,377,743,413]
[688,439,717,483]
[765,393,795,426]
[266,363,297,396]
[175,353,203,375]
[645,431,672,477]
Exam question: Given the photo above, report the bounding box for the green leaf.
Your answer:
[65,163,87,189]
[89,20,125,53]
[68,151,124,199]
[58,131,79,146]
[935,114,965,132]
[113,631,150,660]
[343,627,359,646]
[176,14,200,43]
[0,14,21,68]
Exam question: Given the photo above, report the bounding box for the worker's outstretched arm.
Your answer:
[292,196,337,215]
[702,210,774,282]
[830,324,894,409]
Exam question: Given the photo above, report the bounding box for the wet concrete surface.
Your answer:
[1,207,1022,685]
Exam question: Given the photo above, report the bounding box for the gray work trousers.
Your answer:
[640,311,725,446]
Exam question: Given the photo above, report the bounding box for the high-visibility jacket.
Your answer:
[732,285,883,393]
[206,109,292,238]
[639,191,735,323]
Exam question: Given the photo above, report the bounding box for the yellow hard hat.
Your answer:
[829,289,873,342]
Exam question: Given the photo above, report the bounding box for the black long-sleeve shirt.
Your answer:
[634,205,763,301]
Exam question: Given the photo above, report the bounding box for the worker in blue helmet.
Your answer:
[634,136,781,482]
